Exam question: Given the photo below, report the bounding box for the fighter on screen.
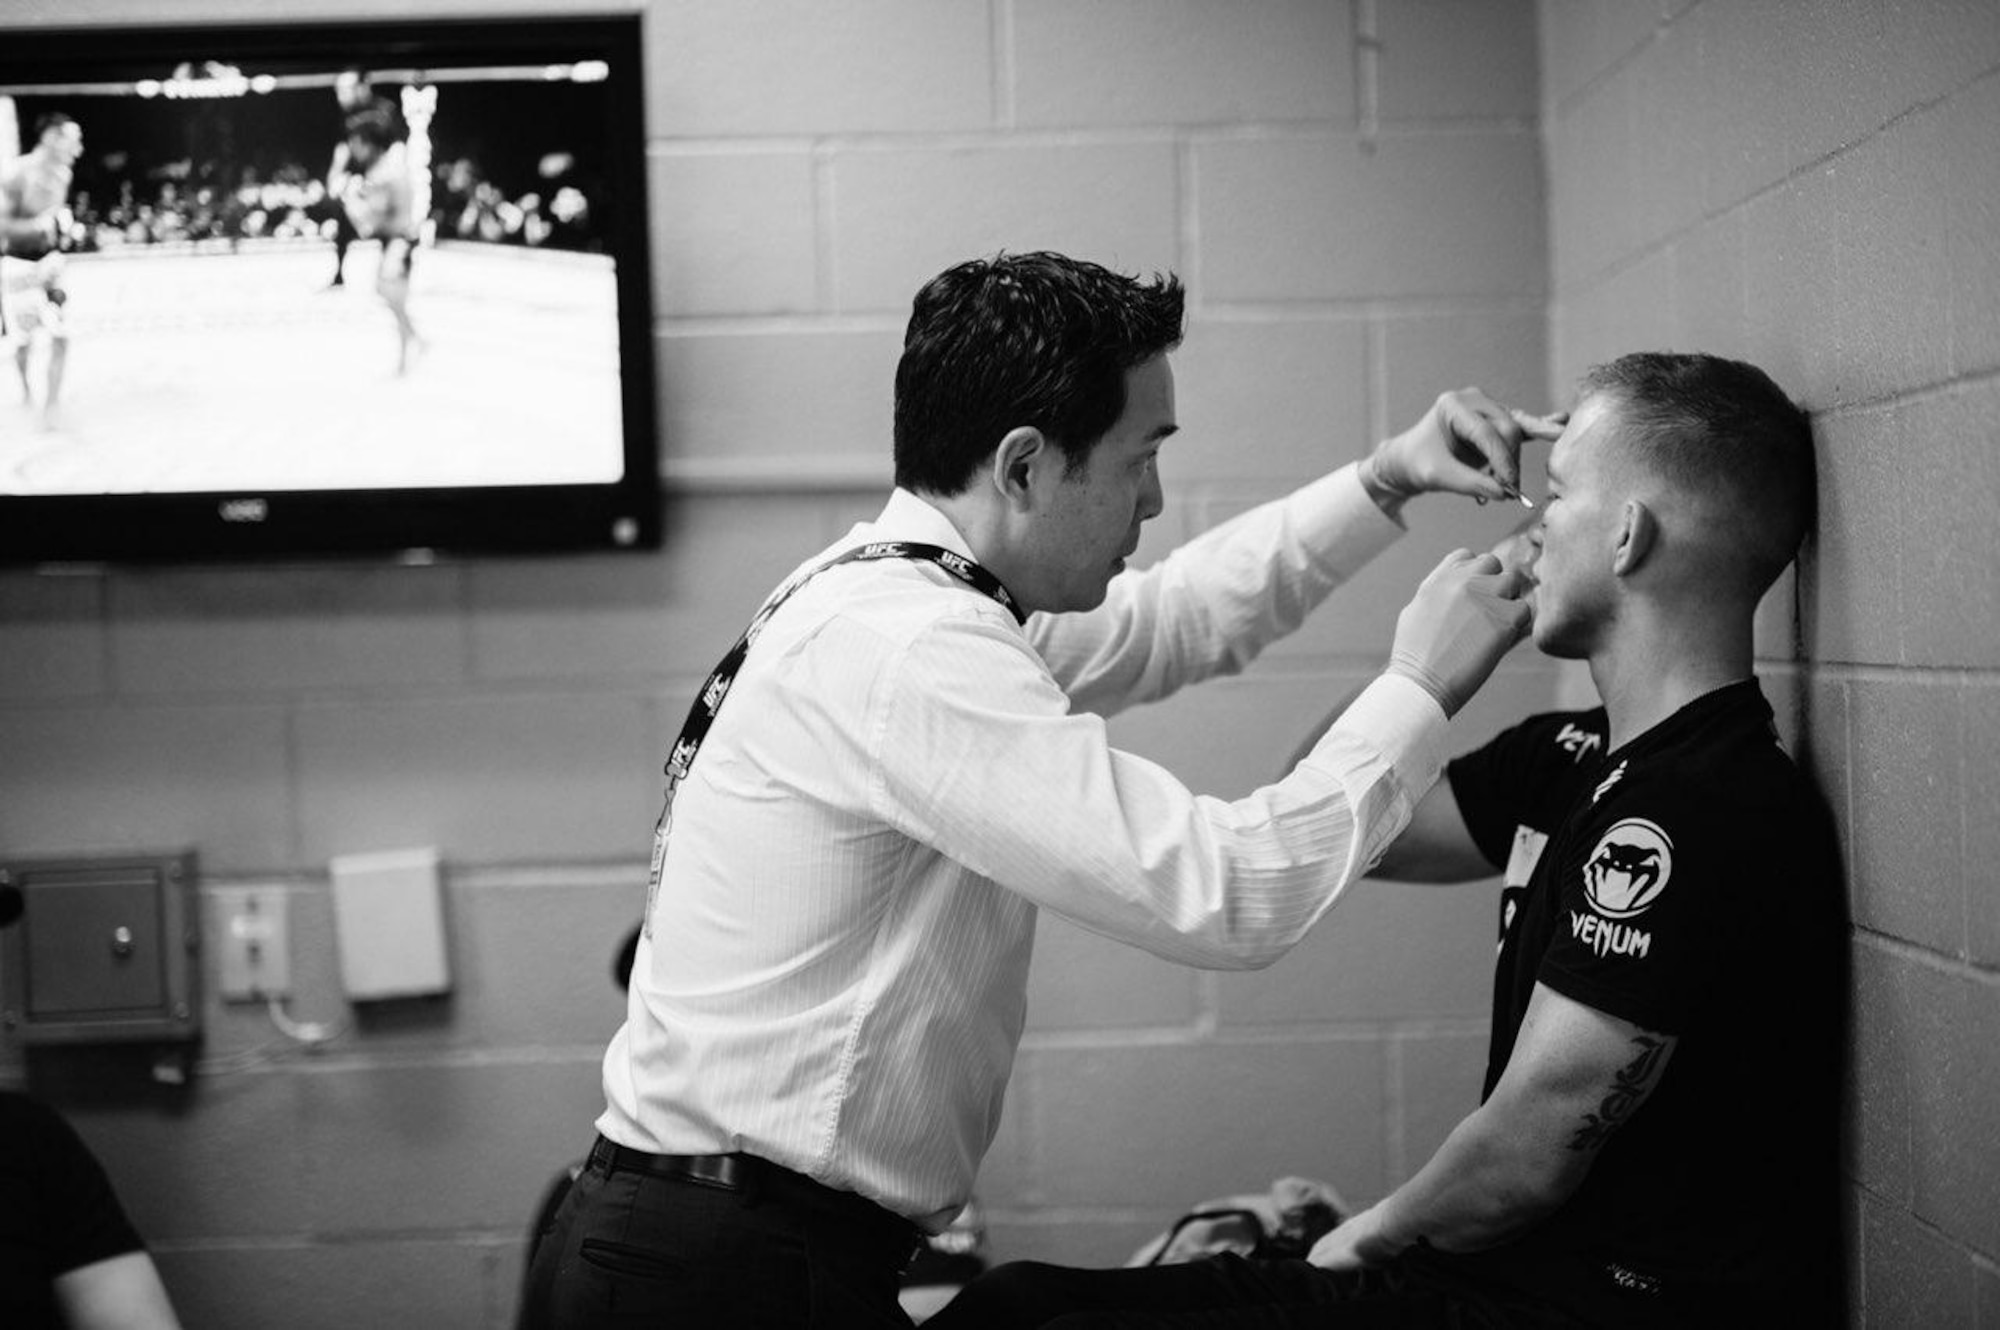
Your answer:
[0,111,82,428]
[329,100,425,375]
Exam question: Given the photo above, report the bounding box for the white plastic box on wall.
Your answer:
[329,847,451,1000]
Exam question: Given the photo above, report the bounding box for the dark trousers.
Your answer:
[518,1137,922,1329]
[922,1253,1531,1330]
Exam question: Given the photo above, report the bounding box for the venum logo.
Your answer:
[1555,722,1602,763]
[1582,818,1672,918]
[1570,909,1652,959]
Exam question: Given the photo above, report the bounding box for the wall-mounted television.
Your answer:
[0,14,659,565]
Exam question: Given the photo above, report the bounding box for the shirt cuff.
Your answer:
[1281,462,1410,583]
[1337,672,1450,807]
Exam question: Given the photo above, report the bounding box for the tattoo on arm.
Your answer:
[1567,1033,1668,1153]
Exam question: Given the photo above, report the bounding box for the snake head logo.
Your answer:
[1582,819,1673,919]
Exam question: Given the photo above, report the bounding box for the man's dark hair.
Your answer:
[32,112,76,143]
[893,252,1185,495]
[1578,351,1815,593]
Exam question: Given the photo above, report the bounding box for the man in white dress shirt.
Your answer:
[521,251,1558,1329]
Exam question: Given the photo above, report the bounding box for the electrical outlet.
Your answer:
[212,886,290,1000]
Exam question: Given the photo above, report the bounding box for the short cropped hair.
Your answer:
[893,251,1185,495]
[1578,351,1815,591]
[32,113,76,143]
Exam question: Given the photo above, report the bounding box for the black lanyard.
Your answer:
[642,541,1021,930]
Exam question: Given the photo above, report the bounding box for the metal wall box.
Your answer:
[0,851,201,1045]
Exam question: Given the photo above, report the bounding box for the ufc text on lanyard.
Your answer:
[642,541,1025,934]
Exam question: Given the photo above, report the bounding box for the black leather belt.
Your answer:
[587,1136,921,1257]
[590,1138,751,1191]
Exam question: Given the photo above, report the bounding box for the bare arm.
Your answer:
[1369,777,1494,882]
[54,1250,183,1330]
[1286,689,1494,884]
[1311,982,1677,1266]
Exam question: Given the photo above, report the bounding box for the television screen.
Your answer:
[0,14,659,563]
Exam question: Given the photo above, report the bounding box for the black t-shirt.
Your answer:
[1414,682,1844,1327]
[0,1092,147,1329]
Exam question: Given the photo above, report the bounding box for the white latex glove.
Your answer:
[1363,389,1565,507]
[1387,549,1532,718]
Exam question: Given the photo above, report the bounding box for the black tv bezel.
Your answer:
[0,13,660,567]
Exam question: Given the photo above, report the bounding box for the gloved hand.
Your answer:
[1362,388,1564,508]
[1386,549,1532,718]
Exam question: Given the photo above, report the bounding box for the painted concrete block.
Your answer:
[655,326,902,468]
[1907,966,2000,1253]
[1845,942,1913,1211]
[1878,0,2000,118]
[1198,133,1545,302]
[1105,673,1368,802]
[468,493,839,682]
[650,151,817,318]
[62,1071,306,1241]
[1979,1256,2000,1329]
[1382,310,1552,433]
[1014,0,1351,129]
[0,702,292,872]
[154,1238,501,1330]
[1376,0,1538,122]
[1668,211,1749,363]
[1860,1188,1979,1328]
[1847,677,1965,956]
[1800,404,1902,666]
[831,143,1180,315]
[1740,169,1844,411]
[1021,1038,1386,1209]
[1394,1030,1489,1185]
[1026,912,1200,1032]
[1170,317,1370,483]
[293,690,661,865]
[1892,383,2000,669]
[1558,251,1676,388]
[1538,0,1664,111]
[1830,108,1955,406]
[107,565,466,697]
[1947,72,2000,377]
[1546,68,1639,291]
[1967,682,2000,968]
[297,1058,605,1232]
[1215,880,1499,1026]
[407,879,639,1050]
[1701,2,1825,213]
[647,0,992,136]
[0,572,106,701]
[1626,8,1712,250]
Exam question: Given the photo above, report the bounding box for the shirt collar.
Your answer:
[863,487,979,560]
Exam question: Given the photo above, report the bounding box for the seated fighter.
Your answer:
[926,351,1845,1329]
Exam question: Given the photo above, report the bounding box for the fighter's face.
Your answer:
[1527,394,1626,658]
[44,121,83,167]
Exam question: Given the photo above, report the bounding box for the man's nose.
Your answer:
[1139,460,1165,523]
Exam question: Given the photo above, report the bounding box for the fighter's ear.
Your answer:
[1612,499,1656,577]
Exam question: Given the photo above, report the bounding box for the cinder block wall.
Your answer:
[1540,1,2000,1322]
[0,1,1554,1324]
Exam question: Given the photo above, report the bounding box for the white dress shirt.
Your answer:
[597,462,1449,1230]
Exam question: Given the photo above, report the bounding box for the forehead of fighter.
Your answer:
[1546,393,1637,487]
